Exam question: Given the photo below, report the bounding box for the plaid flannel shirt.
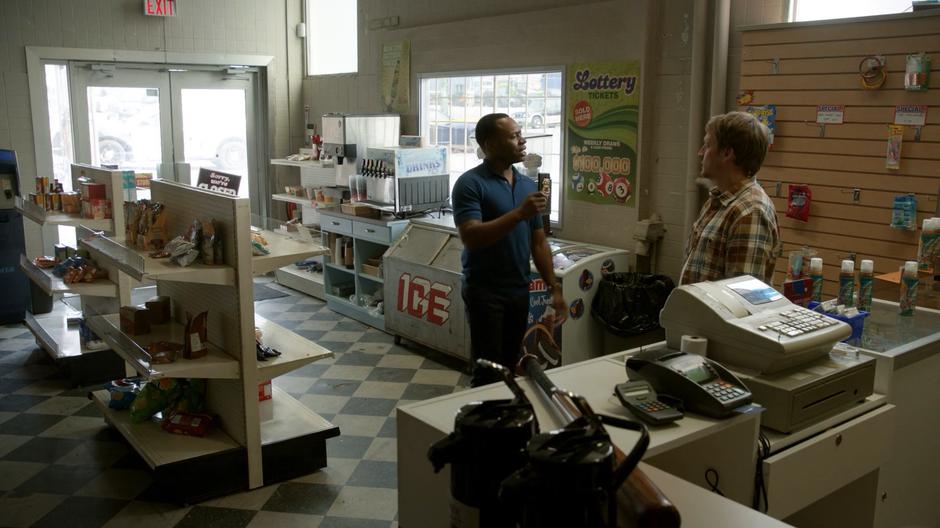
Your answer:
[680,180,781,285]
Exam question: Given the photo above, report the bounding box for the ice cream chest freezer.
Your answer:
[384,216,630,367]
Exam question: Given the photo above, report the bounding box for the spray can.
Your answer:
[810,257,824,302]
[858,259,874,312]
[900,260,919,316]
[838,259,855,307]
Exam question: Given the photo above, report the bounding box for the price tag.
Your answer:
[816,104,844,124]
[894,105,927,126]
[190,333,204,353]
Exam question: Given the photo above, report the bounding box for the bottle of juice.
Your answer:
[858,259,874,312]
[838,259,855,307]
[900,260,919,316]
[809,257,824,302]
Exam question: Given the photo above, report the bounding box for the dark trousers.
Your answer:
[463,286,530,387]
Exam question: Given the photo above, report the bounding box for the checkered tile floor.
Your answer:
[0,279,471,527]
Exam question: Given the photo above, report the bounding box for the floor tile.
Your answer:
[0,459,47,490]
[294,330,326,342]
[0,338,39,353]
[351,381,407,400]
[419,358,452,371]
[307,378,362,397]
[334,352,382,367]
[74,402,105,417]
[12,378,72,396]
[410,368,462,386]
[364,368,415,384]
[39,415,108,439]
[33,496,128,528]
[329,414,386,437]
[246,510,324,528]
[16,464,104,494]
[0,326,31,339]
[4,436,85,464]
[0,410,15,425]
[339,398,397,417]
[56,440,129,467]
[75,468,153,500]
[292,457,360,486]
[174,506,257,528]
[0,394,49,412]
[270,312,315,322]
[346,460,397,489]
[201,484,279,510]
[362,437,397,463]
[346,342,393,355]
[325,435,374,459]
[401,383,454,401]
[0,491,67,528]
[298,394,351,415]
[291,363,332,378]
[102,500,192,528]
[376,417,397,438]
[375,354,423,369]
[326,486,397,521]
[0,414,67,437]
[3,363,60,380]
[0,432,31,458]
[317,341,354,354]
[26,395,93,415]
[0,377,34,395]
[272,376,318,395]
[355,332,395,344]
[319,516,394,528]
[261,482,341,515]
[321,365,374,381]
[295,320,338,332]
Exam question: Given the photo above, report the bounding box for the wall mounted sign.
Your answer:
[144,0,176,16]
[894,105,927,127]
[816,105,845,124]
[566,61,640,207]
[381,41,410,114]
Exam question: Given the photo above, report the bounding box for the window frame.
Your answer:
[303,0,359,77]
[417,66,566,228]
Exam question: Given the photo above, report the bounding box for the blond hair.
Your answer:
[706,111,770,177]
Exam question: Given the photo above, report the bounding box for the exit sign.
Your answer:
[144,0,176,16]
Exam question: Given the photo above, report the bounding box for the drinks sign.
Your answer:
[196,168,241,196]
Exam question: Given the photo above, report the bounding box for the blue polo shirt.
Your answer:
[452,162,542,293]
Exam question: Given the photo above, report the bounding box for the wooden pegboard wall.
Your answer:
[739,13,940,296]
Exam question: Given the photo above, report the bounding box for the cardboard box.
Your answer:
[361,258,382,277]
[119,305,151,336]
[80,181,107,200]
[258,380,272,401]
[341,202,380,219]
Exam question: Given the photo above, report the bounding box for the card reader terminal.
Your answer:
[626,348,752,419]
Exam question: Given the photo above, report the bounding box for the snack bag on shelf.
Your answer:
[162,411,214,437]
[183,311,209,359]
[251,232,270,256]
[107,377,144,410]
[129,378,179,423]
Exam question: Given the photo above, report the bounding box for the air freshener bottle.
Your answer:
[900,260,919,316]
[810,257,824,302]
[858,259,874,312]
[838,259,855,307]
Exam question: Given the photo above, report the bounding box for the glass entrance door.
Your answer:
[169,70,256,207]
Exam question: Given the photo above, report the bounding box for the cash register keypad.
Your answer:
[757,309,836,337]
[704,380,747,402]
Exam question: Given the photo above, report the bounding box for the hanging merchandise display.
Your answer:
[886,125,904,170]
[859,55,887,90]
[890,194,918,230]
[786,184,811,222]
[904,53,931,92]
[919,217,940,270]
[744,105,777,145]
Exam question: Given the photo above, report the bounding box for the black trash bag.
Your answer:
[592,273,675,337]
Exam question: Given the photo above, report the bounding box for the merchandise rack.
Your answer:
[19,164,128,385]
[81,178,338,502]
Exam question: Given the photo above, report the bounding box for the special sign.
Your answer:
[397,273,451,325]
[196,168,241,196]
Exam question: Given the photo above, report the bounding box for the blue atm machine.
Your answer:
[0,149,27,323]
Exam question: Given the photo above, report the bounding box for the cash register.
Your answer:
[658,275,875,432]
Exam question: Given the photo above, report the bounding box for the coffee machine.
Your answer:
[321,113,399,187]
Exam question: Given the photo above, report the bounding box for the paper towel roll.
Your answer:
[680,335,708,356]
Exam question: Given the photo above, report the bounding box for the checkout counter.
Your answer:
[383,215,630,366]
[398,275,908,527]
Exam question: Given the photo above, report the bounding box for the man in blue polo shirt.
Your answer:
[452,113,567,386]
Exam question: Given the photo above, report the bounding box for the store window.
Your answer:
[789,0,911,22]
[305,0,358,75]
[419,70,564,225]
[44,63,78,247]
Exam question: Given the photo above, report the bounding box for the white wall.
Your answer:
[303,0,716,274]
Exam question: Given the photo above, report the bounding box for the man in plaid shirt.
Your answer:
[680,111,781,285]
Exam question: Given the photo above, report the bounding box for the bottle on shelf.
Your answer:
[858,259,874,312]
[809,257,824,302]
[900,260,919,316]
[838,259,855,307]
